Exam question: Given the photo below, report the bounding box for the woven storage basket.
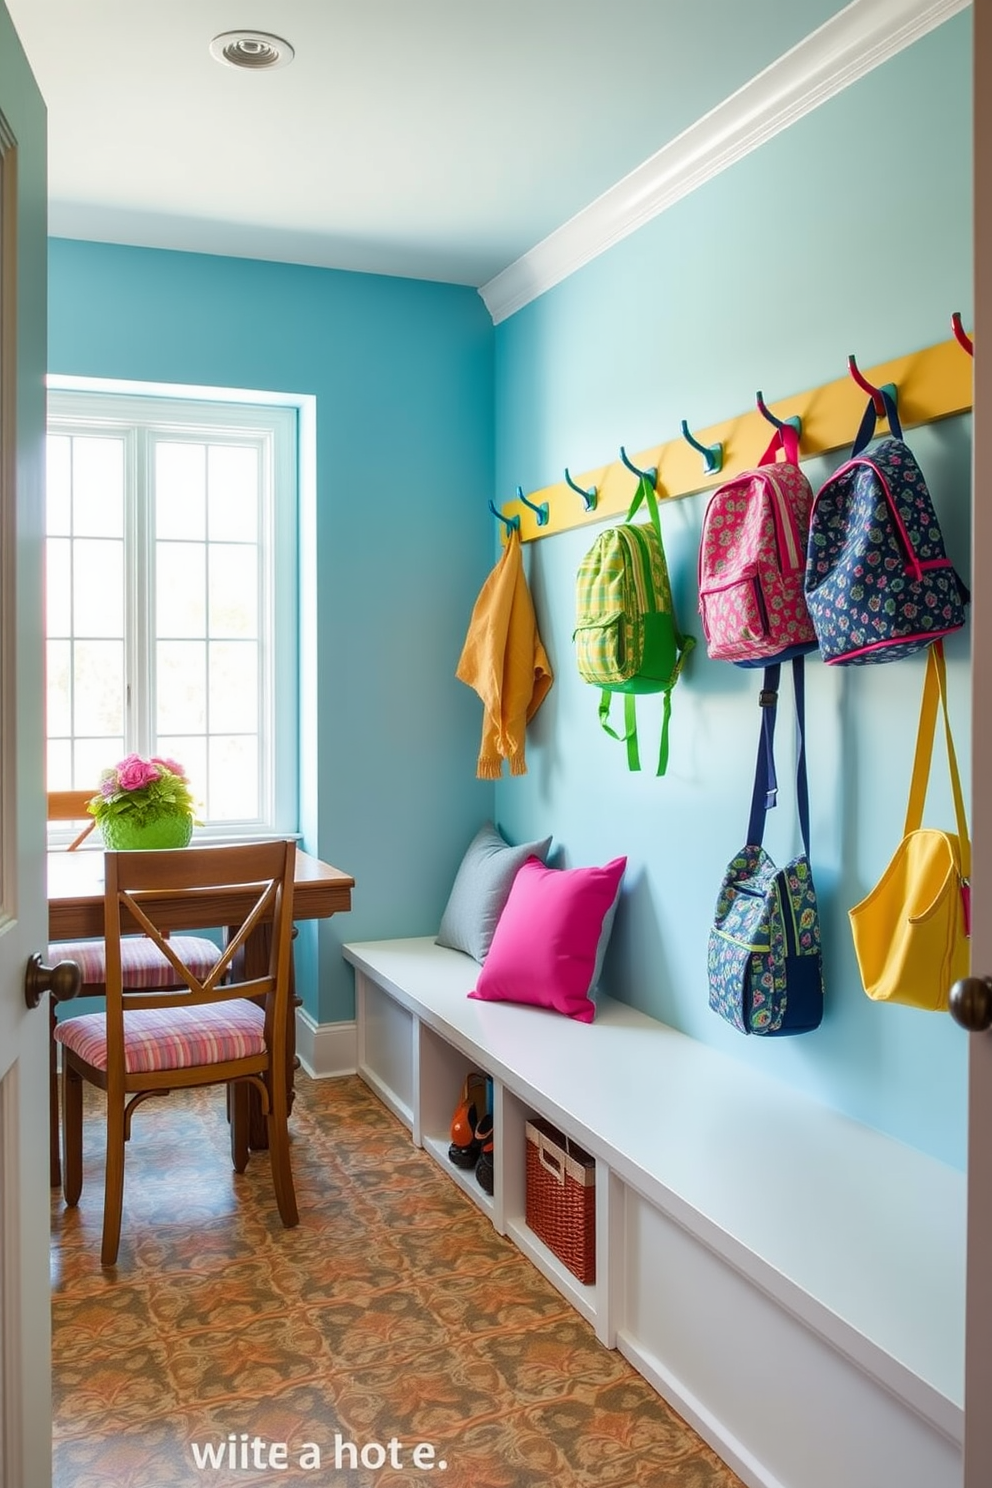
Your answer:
[525,1117,596,1284]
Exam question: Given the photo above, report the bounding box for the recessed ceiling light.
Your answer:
[209,31,294,71]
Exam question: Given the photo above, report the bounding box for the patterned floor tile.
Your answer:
[163,1311,334,1404]
[52,1337,182,1436]
[52,1075,745,1488]
[410,1256,575,1339]
[142,1256,297,1334]
[471,1317,637,1405]
[53,1412,202,1488]
[51,1280,160,1359]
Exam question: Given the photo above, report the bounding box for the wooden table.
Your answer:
[47,847,355,1185]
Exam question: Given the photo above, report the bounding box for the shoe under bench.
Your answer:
[342,936,964,1488]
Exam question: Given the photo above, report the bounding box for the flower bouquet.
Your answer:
[88,754,197,849]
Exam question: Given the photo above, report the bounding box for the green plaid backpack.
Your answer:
[574,476,694,775]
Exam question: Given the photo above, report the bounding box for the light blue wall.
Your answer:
[46,11,973,1167]
[492,13,973,1169]
[48,240,496,1022]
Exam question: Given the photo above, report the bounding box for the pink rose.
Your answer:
[151,756,186,779]
[116,755,160,791]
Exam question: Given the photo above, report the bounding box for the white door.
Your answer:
[961,2,992,1483]
[0,10,49,1487]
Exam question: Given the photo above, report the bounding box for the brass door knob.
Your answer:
[24,952,82,1010]
[949,977,992,1033]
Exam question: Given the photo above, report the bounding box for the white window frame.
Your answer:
[45,379,299,842]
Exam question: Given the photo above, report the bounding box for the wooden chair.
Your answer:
[47,788,98,850]
[54,839,300,1265]
[46,790,224,1186]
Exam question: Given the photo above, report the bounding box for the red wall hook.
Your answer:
[951,312,974,356]
[847,354,896,418]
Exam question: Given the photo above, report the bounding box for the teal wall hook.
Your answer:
[679,420,723,475]
[516,484,549,526]
[619,446,656,484]
[564,468,597,511]
[488,499,520,535]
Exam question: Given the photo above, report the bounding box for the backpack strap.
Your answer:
[626,471,662,536]
[657,628,695,774]
[754,430,808,577]
[794,654,811,857]
[746,657,810,854]
[598,691,642,772]
[624,473,695,774]
[758,423,800,467]
[851,387,903,456]
[904,641,971,930]
[597,679,688,776]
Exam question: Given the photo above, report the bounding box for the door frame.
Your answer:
[0,7,50,1482]
[964,0,992,1481]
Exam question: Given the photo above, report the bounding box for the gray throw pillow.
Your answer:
[436,821,553,964]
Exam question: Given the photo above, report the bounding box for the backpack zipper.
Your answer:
[753,580,770,634]
[698,573,770,635]
[761,468,803,574]
[776,872,798,959]
[621,524,658,615]
[817,455,924,583]
[712,927,772,954]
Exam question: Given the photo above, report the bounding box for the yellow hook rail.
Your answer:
[499,335,974,543]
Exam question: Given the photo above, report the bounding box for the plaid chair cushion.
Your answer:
[48,934,222,988]
[54,999,266,1074]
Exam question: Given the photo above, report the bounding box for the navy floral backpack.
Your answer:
[805,390,968,663]
[708,658,824,1037]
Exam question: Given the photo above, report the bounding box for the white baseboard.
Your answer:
[616,1331,783,1488]
[295,1009,358,1079]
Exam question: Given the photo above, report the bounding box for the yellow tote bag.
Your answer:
[849,642,971,1011]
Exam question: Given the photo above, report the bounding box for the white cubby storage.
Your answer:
[416,1021,494,1219]
[343,936,964,1488]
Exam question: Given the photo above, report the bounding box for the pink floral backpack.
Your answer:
[698,424,818,666]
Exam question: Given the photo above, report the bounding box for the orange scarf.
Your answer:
[456,532,553,778]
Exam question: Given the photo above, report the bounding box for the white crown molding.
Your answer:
[479,0,969,325]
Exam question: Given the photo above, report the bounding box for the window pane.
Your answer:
[75,736,124,790]
[156,443,206,540]
[45,392,294,837]
[209,641,258,733]
[47,436,71,535]
[156,734,207,815]
[47,538,72,638]
[157,640,207,733]
[47,740,72,792]
[209,545,258,638]
[47,639,71,736]
[73,640,125,735]
[73,539,124,637]
[73,437,124,537]
[157,542,206,638]
[208,445,258,542]
[209,735,258,820]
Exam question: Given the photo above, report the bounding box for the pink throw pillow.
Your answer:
[469,856,627,1023]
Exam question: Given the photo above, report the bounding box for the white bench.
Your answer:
[342,936,964,1488]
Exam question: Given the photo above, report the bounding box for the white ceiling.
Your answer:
[9,0,855,288]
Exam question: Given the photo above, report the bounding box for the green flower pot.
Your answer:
[99,811,193,851]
